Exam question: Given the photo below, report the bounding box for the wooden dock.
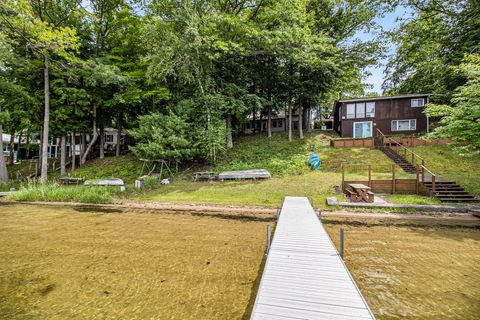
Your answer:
[251,196,375,320]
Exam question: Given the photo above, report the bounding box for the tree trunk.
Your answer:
[298,96,304,140]
[99,126,105,159]
[252,108,256,134]
[9,129,15,165]
[81,103,98,165]
[17,131,23,161]
[267,108,272,138]
[259,112,263,133]
[40,54,50,184]
[71,132,76,172]
[60,135,66,176]
[288,96,293,142]
[116,115,122,157]
[267,88,272,138]
[25,127,31,159]
[226,113,233,149]
[0,105,8,182]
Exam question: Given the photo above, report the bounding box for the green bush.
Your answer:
[141,175,160,190]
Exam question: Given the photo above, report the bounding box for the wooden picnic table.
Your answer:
[347,183,374,203]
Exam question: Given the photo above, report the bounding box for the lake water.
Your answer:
[324,220,480,319]
[1,203,479,319]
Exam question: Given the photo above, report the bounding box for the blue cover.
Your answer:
[308,154,319,166]
[313,160,321,170]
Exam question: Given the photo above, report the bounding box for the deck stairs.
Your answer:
[376,140,477,203]
[423,181,477,203]
[376,145,416,174]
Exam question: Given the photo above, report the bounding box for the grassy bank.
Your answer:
[9,183,119,204]
[140,132,405,208]
[413,145,480,196]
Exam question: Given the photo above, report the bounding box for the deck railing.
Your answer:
[376,128,426,167]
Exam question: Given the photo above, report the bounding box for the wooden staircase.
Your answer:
[424,181,477,203]
[375,129,477,203]
[376,145,416,174]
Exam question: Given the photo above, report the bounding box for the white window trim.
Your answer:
[346,103,355,119]
[411,98,424,107]
[366,102,375,118]
[391,119,416,131]
[353,121,373,138]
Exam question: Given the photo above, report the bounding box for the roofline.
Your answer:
[336,94,431,104]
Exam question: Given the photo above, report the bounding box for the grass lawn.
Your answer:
[140,131,407,208]
[413,145,480,197]
[0,204,269,319]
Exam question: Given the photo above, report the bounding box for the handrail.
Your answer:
[376,128,425,166]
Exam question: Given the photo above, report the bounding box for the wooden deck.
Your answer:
[251,196,375,320]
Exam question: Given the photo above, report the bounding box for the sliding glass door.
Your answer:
[353,121,372,138]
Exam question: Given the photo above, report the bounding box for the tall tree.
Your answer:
[0,0,80,183]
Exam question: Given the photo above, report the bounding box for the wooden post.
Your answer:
[416,165,420,195]
[421,161,425,183]
[411,153,415,165]
[159,160,164,179]
[432,175,436,194]
[341,162,344,191]
[392,164,396,194]
[368,165,371,187]
[404,148,407,160]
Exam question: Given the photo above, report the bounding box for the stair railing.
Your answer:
[416,164,436,194]
[376,129,425,167]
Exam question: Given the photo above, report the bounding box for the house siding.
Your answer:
[338,96,428,138]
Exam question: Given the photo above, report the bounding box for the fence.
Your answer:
[341,163,433,196]
[331,135,453,148]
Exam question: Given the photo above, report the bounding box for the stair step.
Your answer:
[435,191,471,194]
[437,195,475,199]
[440,198,478,202]
[426,186,465,191]
[425,182,458,185]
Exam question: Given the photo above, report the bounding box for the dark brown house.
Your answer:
[333,94,430,138]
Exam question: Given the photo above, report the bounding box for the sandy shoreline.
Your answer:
[2,199,479,225]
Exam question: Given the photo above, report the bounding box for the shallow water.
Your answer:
[0,204,268,319]
[325,221,480,320]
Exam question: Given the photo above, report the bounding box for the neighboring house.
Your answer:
[333,94,430,138]
[2,133,20,162]
[244,110,313,134]
[2,128,128,162]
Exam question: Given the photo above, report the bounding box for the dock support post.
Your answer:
[392,164,396,194]
[266,225,271,255]
[340,228,344,260]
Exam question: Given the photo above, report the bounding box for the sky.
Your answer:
[356,6,413,94]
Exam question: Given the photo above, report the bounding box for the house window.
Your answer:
[355,102,365,118]
[366,102,375,117]
[272,120,277,128]
[277,119,283,127]
[346,104,355,119]
[411,98,424,107]
[392,119,416,131]
[105,134,114,142]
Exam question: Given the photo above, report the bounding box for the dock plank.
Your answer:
[250,196,375,320]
